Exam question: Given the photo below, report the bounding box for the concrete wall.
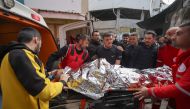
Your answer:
[170,0,190,27]
[93,18,141,34]
[24,0,82,13]
[89,0,151,11]
[94,19,140,29]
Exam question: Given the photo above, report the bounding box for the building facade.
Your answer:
[88,0,169,37]
[88,0,151,36]
[17,0,88,44]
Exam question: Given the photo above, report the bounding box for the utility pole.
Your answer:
[116,8,120,34]
[139,8,145,38]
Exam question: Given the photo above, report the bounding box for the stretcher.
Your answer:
[50,88,141,109]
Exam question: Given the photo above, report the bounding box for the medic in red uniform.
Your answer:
[46,34,89,71]
[156,38,179,68]
[134,23,190,109]
[60,44,88,70]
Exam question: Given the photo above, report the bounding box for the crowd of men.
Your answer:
[46,29,179,72]
[0,22,190,109]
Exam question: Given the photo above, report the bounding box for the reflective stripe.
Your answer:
[151,88,156,97]
[178,63,186,73]
[176,74,182,79]
[157,60,162,63]
[175,82,190,96]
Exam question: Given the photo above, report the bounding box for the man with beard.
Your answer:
[0,27,69,109]
[112,32,121,46]
[46,34,89,71]
[156,36,179,68]
[157,36,166,47]
[134,23,190,109]
[135,30,158,69]
[87,31,101,59]
[118,32,140,68]
[120,33,129,49]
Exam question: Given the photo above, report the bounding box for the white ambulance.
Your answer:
[0,0,58,63]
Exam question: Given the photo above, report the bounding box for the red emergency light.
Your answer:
[31,14,41,21]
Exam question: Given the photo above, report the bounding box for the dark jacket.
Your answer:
[113,40,121,46]
[120,41,128,50]
[122,45,140,68]
[0,42,25,66]
[134,43,158,69]
[87,39,101,58]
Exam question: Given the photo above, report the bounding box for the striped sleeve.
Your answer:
[148,67,190,98]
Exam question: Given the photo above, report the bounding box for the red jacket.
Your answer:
[148,49,190,109]
[60,44,88,70]
[156,45,179,68]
